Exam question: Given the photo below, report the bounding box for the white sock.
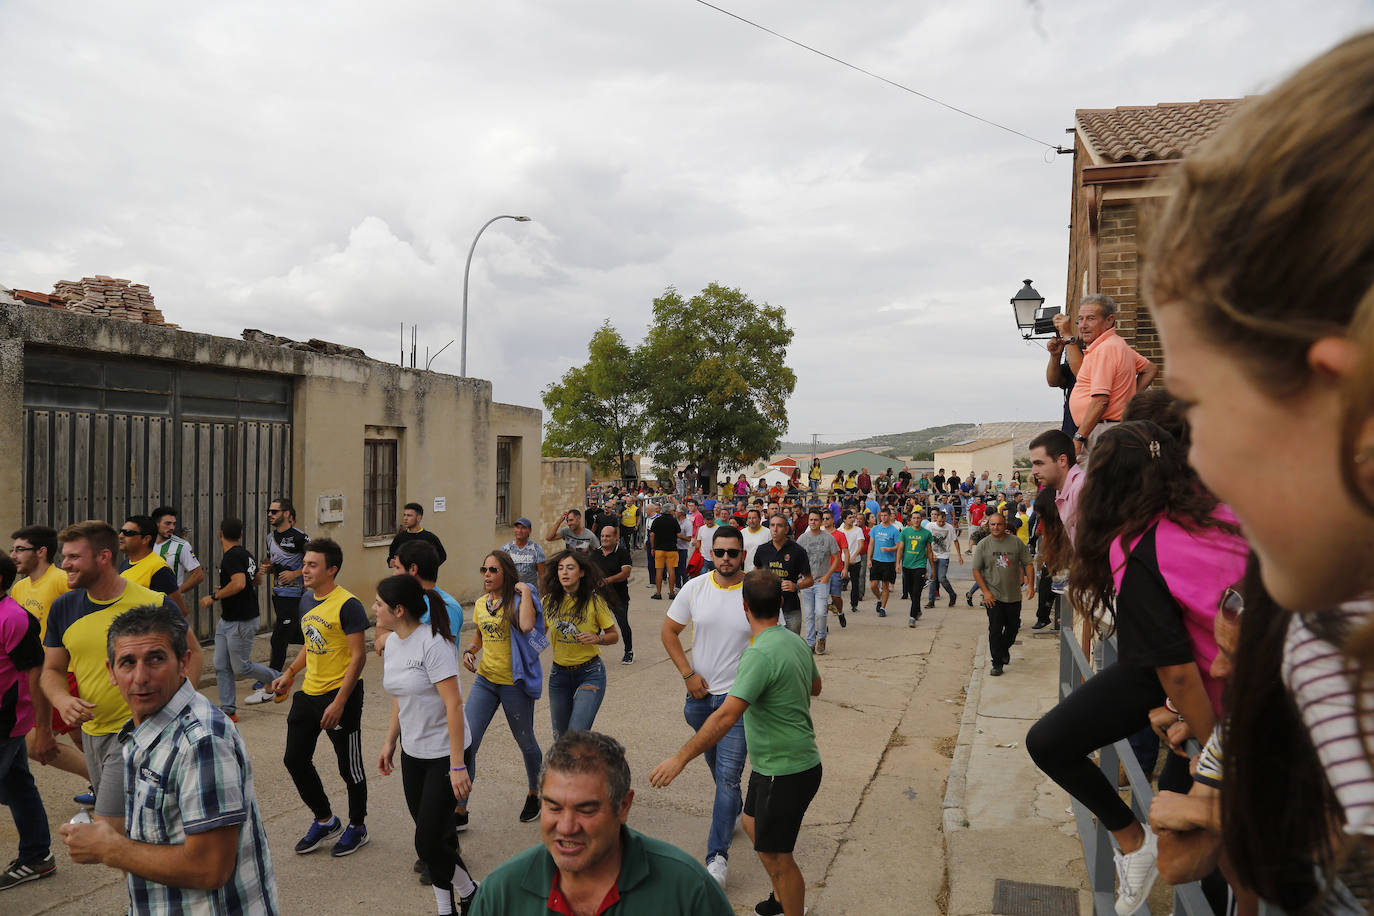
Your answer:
[452,867,477,898]
[433,885,454,915]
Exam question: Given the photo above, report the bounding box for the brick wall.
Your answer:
[1097,202,1163,369]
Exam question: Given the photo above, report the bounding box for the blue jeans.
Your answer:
[215,617,280,713]
[683,693,746,862]
[0,735,50,863]
[800,582,830,646]
[548,657,607,741]
[927,557,955,602]
[466,674,543,792]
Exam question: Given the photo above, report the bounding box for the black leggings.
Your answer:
[1025,662,1164,833]
[401,752,474,895]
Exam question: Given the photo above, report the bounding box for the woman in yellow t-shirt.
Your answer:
[460,550,544,823]
[540,550,618,741]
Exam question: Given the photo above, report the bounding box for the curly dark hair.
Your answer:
[1068,420,1239,629]
[541,550,607,625]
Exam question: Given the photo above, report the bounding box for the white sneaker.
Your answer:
[242,688,276,706]
[705,854,728,887]
[1113,825,1159,915]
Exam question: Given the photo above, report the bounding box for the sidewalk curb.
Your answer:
[941,633,987,834]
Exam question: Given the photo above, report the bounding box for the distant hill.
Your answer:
[778,424,975,459]
[778,420,1059,460]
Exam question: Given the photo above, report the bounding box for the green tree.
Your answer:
[639,284,796,495]
[541,321,643,478]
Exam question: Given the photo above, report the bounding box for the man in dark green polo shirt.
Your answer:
[470,731,731,916]
[650,570,823,916]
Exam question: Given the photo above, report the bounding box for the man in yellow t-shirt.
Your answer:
[11,524,89,780]
[117,515,186,616]
[270,538,370,858]
[42,521,201,829]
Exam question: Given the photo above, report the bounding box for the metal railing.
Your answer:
[1056,607,1288,915]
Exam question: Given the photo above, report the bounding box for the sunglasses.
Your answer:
[478,565,500,574]
[267,509,282,515]
[119,528,143,537]
[712,548,742,558]
[1218,586,1244,621]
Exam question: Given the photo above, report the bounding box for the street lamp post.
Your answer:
[1009,279,1053,339]
[461,214,532,377]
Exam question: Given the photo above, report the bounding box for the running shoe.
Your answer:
[754,894,783,916]
[621,651,635,665]
[454,809,469,833]
[330,823,369,857]
[706,854,728,887]
[251,681,266,691]
[908,616,917,628]
[294,816,342,854]
[0,853,56,890]
[1113,826,1159,915]
[459,881,481,915]
[519,794,541,822]
[242,688,276,706]
[73,788,95,807]
[876,606,887,618]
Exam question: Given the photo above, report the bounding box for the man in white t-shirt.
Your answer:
[921,509,963,609]
[839,509,867,614]
[740,508,770,572]
[660,525,752,889]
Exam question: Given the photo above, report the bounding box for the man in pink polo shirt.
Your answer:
[1066,294,1159,462]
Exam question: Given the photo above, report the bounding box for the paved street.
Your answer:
[3,566,1011,914]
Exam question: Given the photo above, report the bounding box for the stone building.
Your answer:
[1064,99,1243,365]
[1,297,542,638]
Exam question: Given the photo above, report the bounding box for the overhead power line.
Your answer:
[692,0,1071,154]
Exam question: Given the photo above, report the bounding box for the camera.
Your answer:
[1033,305,1061,337]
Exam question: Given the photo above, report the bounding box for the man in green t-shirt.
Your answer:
[650,571,822,916]
[896,509,936,628]
[970,514,1035,677]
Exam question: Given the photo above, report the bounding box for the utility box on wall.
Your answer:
[318,492,345,525]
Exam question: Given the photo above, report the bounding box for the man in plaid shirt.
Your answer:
[59,602,279,915]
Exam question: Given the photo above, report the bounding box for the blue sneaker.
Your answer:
[294,816,342,854]
[73,788,95,807]
[251,681,266,690]
[330,823,369,857]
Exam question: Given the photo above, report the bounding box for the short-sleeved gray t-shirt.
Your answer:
[972,534,1033,603]
[796,530,839,581]
[557,526,598,554]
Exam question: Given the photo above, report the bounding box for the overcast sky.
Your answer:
[3,1,1371,442]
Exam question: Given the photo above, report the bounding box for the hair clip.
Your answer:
[1148,440,1162,459]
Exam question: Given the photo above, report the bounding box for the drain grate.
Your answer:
[991,878,1079,916]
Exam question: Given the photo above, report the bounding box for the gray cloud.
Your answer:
[2,0,1370,438]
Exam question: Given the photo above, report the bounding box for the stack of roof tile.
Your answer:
[51,276,174,327]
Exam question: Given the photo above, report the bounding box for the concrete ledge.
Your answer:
[942,634,987,834]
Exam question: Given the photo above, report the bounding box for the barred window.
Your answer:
[496,438,513,526]
[364,439,398,537]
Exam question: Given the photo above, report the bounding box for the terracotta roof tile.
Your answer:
[1076,99,1243,164]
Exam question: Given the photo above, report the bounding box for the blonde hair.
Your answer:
[1145,32,1374,506]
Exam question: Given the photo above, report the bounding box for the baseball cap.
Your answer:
[514,517,532,527]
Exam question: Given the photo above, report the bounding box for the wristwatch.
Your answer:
[1073,434,1088,444]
